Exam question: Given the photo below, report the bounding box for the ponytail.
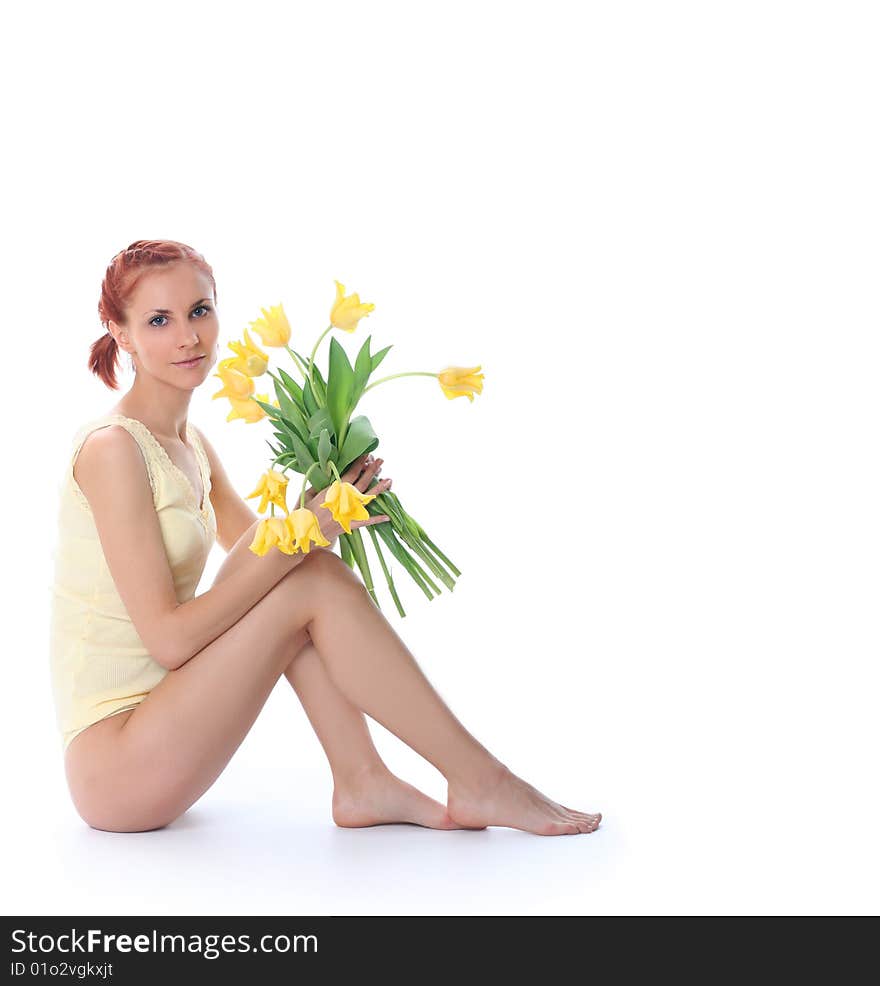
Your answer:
[87,331,123,391]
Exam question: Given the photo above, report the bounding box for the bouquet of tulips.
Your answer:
[211,280,484,617]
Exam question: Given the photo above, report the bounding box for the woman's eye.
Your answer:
[149,306,211,327]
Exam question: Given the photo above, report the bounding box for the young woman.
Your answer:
[51,239,602,836]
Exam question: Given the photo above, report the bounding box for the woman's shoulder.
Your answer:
[75,422,147,478]
[72,413,145,456]
[70,416,160,505]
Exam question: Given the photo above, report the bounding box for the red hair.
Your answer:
[89,239,218,390]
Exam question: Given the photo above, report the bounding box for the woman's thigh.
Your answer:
[64,548,358,832]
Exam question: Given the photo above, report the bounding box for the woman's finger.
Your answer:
[355,458,384,491]
[341,453,371,484]
[356,514,390,526]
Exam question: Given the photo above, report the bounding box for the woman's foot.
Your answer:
[332,765,485,830]
[446,762,602,835]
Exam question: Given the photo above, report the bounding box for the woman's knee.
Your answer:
[261,550,360,640]
[285,546,364,597]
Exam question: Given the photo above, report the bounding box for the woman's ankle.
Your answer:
[445,755,509,796]
[331,760,391,791]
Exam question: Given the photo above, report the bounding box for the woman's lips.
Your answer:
[174,355,206,367]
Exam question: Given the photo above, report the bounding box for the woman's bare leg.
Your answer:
[211,529,468,829]
[283,644,470,829]
[66,526,597,835]
[65,551,327,832]
[305,569,602,836]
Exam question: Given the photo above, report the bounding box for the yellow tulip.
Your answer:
[248,303,292,347]
[286,508,331,553]
[330,280,375,332]
[226,328,270,376]
[245,468,289,514]
[226,392,271,424]
[249,516,296,556]
[211,365,255,401]
[320,479,377,535]
[217,356,241,373]
[437,365,485,402]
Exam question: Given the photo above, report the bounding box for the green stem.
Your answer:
[299,462,323,508]
[384,492,421,539]
[346,527,379,608]
[382,492,461,577]
[367,524,405,617]
[307,325,333,394]
[418,530,461,578]
[391,524,447,592]
[282,346,310,379]
[362,370,438,395]
[366,492,446,590]
[339,534,356,569]
[372,522,433,603]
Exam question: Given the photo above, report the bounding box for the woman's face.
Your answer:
[109,263,219,385]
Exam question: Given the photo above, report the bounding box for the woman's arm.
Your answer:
[168,424,326,668]
[166,527,317,669]
[75,425,315,672]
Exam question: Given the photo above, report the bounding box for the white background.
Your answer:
[1,0,877,915]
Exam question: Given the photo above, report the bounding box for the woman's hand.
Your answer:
[303,453,393,548]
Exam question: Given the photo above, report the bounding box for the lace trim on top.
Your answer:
[69,414,214,531]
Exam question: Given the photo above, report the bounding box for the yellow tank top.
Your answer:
[49,413,218,753]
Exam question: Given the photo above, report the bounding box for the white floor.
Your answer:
[29,783,621,917]
[5,686,877,916]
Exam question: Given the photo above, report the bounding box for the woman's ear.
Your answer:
[108,319,133,355]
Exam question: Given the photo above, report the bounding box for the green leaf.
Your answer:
[292,348,327,404]
[371,344,393,374]
[272,374,304,424]
[276,366,305,410]
[326,336,355,445]
[302,377,319,417]
[314,374,327,405]
[338,414,380,471]
[281,404,311,445]
[288,432,316,474]
[261,407,306,448]
[251,397,284,423]
[307,407,334,442]
[317,428,333,473]
[352,335,373,407]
